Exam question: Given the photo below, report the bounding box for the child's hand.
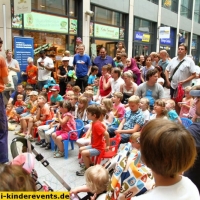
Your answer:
[70,188,78,195]
[105,146,109,152]
[115,130,121,134]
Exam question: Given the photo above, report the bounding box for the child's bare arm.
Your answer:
[177,117,182,124]
[70,185,90,195]
[104,131,110,150]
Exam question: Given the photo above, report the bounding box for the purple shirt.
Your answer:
[93,55,116,76]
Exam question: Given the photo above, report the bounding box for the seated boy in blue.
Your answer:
[112,95,144,143]
[50,85,63,108]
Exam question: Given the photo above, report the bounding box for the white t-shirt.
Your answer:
[157,77,164,85]
[37,56,54,81]
[6,59,19,76]
[110,77,124,95]
[142,109,150,122]
[131,176,199,200]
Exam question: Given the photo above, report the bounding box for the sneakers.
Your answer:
[40,143,47,148]
[76,168,86,176]
[35,140,45,146]
[15,130,22,135]
[54,151,64,158]
[45,143,51,150]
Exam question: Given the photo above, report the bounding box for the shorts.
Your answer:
[20,112,31,118]
[85,145,100,157]
[56,130,68,140]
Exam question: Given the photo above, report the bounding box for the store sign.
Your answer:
[14,0,31,14]
[69,19,77,35]
[12,14,23,29]
[160,38,172,46]
[94,24,119,40]
[14,37,34,81]
[159,27,170,39]
[24,12,68,34]
[119,28,124,40]
[134,32,150,42]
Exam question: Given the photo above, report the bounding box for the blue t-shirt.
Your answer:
[73,54,91,78]
[88,100,98,105]
[168,110,178,121]
[88,74,96,84]
[50,94,63,103]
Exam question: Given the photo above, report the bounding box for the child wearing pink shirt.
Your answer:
[112,92,125,119]
[52,101,76,158]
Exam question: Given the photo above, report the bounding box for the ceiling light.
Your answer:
[69,11,74,14]
[40,5,45,8]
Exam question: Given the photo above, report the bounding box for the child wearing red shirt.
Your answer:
[76,105,110,176]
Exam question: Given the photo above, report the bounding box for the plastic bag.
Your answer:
[173,84,184,103]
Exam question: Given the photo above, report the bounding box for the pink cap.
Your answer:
[12,153,35,174]
[51,85,60,91]
[76,37,82,42]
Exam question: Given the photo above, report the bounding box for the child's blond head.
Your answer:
[113,92,123,101]
[102,98,113,112]
[85,165,109,194]
[128,95,140,104]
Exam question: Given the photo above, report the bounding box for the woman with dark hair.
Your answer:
[141,56,154,83]
[155,66,166,86]
[123,58,141,85]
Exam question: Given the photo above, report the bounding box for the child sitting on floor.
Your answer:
[70,165,109,200]
[51,101,76,158]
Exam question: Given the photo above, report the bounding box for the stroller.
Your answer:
[10,137,71,192]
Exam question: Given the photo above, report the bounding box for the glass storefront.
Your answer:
[90,5,126,57]
[159,27,176,57]
[180,0,192,19]
[191,34,200,64]
[133,17,156,56]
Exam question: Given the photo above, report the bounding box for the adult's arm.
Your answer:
[115,124,141,134]
[1,57,9,84]
[10,60,20,72]
[87,56,92,76]
[134,85,142,97]
[158,84,165,99]
[8,91,17,104]
[179,73,196,85]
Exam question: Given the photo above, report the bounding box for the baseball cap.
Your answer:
[62,56,70,61]
[29,91,38,96]
[51,85,60,91]
[76,37,82,42]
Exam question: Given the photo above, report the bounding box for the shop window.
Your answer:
[134,18,152,33]
[194,0,200,23]
[32,0,67,15]
[162,0,178,13]
[94,6,121,26]
[147,0,158,4]
[180,0,192,19]
[69,0,76,17]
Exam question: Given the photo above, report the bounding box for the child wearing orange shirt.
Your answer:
[6,103,18,122]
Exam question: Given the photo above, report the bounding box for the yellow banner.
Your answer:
[0,192,70,200]
[142,34,150,42]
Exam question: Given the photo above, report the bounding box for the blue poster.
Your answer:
[14,37,34,82]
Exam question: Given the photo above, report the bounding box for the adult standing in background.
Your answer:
[5,49,20,90]
[93,47,115,77]
[0,37,9,163]
[37,50,54,91]
[63,50,74,69]
[158,50,169,72]
[165,43,196,99]
[123,58,141,85]
[73,44,91,93]
[57,56,70,95]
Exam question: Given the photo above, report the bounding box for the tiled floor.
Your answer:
[8,127,85,192]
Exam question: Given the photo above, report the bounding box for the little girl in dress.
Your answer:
[52,101,76,158]
[178,86,193,118]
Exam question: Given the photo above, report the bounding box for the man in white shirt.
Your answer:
[37,50,54,90]
[110,68,124,96]
[165,43,196,99]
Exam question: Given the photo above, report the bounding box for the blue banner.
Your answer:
[160,28,175,46]
[14,37,34,82]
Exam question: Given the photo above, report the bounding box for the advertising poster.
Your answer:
[24,12,68,34]
[14,37,34,81]
[134,31,151,43]
[159,27,170,39]
[69,19,77,35]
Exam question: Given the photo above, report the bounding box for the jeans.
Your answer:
[12,75,18,91]
[15,107,24,114]
[107,126,118,138]
[38,80,49,91]
[120,134,131,144]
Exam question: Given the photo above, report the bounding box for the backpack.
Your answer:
[173,84,184,103]
[105,143,154,200]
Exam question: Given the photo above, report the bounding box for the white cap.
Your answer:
[62,56,70,61]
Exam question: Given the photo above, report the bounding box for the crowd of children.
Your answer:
[5,47,200,197]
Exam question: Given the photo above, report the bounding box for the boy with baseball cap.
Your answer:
[50,85,63,108]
